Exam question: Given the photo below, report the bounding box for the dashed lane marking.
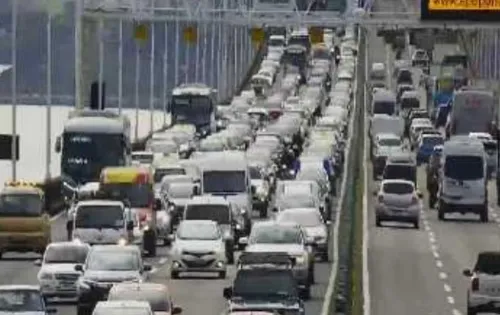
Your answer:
[421,209,463,315]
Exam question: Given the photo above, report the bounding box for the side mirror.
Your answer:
[326,220,332,226]
[34,259,42,266]
[223,287,233,299]
[238,237,248,246]
[192,185,200,196]
[417,191,423,198]
[272,207,278,212]
[168,234,176,242]
[154,199,162,211]
[54,136,61,153]
[126,221,134,231]
[172,306,183,315]
[463,269,473,277]
[251,185,256,194]
[46,308,57,314]
[74,264,83,272]
[143,265,152,272]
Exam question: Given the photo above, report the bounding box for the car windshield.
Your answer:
[108,293,170,312]
[185,205,230,225]
[277,211,322,227]
[44,246,89,264]
[177,222,220,240]
[422,136,444,147]
[132,154,154,164]
[383,182,414,194]
[202,171,246,194]
[250,225,302,244]
[379,138,401,147]
[475,253,500,275]
[75,205,123,229]
[0,290,44,312]
[249,166,263,179]
[383,164,416,183]
[0,193,43,217]
[154,168,185,183]
[233,269,297,298]
[86,251,139,271]
[444,156,484,180]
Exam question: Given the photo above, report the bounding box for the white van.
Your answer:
[438,137,488,222]
[370,62,386,81]
[72,200,132,245]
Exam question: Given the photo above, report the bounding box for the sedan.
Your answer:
[276,208,330,261]
[374,179,422,228]
[0,285,57,315]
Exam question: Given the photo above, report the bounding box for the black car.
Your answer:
[223,253,306,314]
[75,245,151,315]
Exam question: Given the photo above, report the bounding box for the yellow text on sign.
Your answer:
[250,28,265,44]
[428,0,500,10]
[309,27,324,44]
[183,26,198,43]
[134,24,148,41]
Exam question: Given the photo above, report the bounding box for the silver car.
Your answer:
[0,285,56,315]
[374,179,422,229]
[276,208,330,261]
[169,220,227,279]
[238,221,314,299]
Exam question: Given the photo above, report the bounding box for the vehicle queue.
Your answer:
[0,25,357,315]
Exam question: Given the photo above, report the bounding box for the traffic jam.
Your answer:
[0,26,358,315]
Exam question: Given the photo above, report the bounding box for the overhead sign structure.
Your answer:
[308,27,324,44]
[421,0,500,20]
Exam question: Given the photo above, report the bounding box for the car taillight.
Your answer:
[471,277,479,291]
[270,111,282,119]
[378,195,384,203]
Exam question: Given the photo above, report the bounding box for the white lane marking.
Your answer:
[50,211,65,222]
[150,267,158,274]
[433,251,440,259]
[321,34,361,315]
[158,257,168,265]
[444,284,452,292]
[439,272,448,280]
[436,260,443,268]
[452,309,462,315]
[447,296,455,305]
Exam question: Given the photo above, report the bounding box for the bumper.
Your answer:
[376,207,419,223]
[468,293,500,312]
[40,279,78,298]
[0,233,49,253]
[171,255,226,273]
[439,199,485,214]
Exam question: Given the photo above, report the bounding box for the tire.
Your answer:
[170,271,179,279]
[376,217,382,227]
[438,210,445,221]
[227,251,235,264]
[218,271,226,279]
[77,306,91,315]
[301,286,311,300]
[144,232,157,257]
[259,206,267,219]
[467,307,476,315]
[414,220,419,229]
[428,194,436,209]
[480,208,489,223]
[321,251,329,262]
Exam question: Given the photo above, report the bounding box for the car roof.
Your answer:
[109,282,171,298]
[377,133,400,140]
[252,221,300,229]
[47,241,90,250]
[96,300,151,309]
[76,200,124,207]
[90,245,140,253]
[179,219,218,227]
[381,179,415,186]
[187,196,230,206]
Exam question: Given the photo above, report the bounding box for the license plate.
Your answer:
[60,281,73,287]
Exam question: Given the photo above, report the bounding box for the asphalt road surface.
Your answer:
[365,1,500,315]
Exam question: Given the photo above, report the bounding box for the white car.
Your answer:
[92,301,153,315]
[36,242,90,298]
[169,220,227,279]
[464,251,500,315]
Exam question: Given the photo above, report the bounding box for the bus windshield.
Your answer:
[0,193,43,217]
[100,183,152,208]
[171,95,212,126]
[62,133,126,184]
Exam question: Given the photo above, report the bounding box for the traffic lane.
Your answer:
[154,254,332,315]
[367,160,451,315]
[416,167,500,314]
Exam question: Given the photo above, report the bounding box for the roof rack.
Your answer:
[237,252,296,268]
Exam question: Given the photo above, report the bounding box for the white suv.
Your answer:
[464,251,500,315]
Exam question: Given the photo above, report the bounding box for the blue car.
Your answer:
[416,135,445,164]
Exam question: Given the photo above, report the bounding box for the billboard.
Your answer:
[421,0,500,20]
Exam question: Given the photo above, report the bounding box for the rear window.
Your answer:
[475,253,500,274]
[383,164,416,183]
[373,101,395,115]
[154,168,185,183]
[379,138,401,147]
[422,136,444,147]
[185,204,230,225]
[383,182,414,194]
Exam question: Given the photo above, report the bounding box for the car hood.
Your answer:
[246,243,305,255]
[174,239,223,252]
[83,270,141,282]
[73,228,124,244]
[376,146,402,156]
[40,263,80,274]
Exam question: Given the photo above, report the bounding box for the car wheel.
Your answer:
[227,251,235,264]
[77,306,91,315]
[414,220,419,229]
[467,306,476,315]
[480,208,489,223]
[218,271,226,279]
[375,218,382,227]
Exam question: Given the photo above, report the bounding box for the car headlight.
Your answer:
[236,224,242,230]
[295,254,307,265]
[143,225,150,232]
[38,272,53,281]
[117,238,128,246]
